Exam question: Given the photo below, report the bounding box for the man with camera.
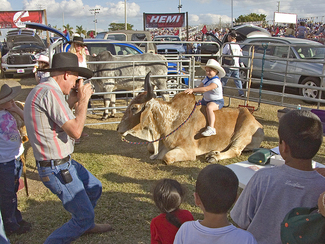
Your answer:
[221,31,244,97]
[24,52,112,244]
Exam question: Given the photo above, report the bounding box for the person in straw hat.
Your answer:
[0,80,32,235]
[184,59,225,137]
[68,36,89,68]
[24,52,112,243]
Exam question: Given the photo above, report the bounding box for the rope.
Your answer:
[121,100,202,145]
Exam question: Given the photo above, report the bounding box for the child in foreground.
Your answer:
[173,164,257,244]
[230,109,325,244]
[184,59,225,137]
[0,81,31,235]
[150,179,194,244]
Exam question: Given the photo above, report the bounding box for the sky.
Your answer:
[2,0,325,34]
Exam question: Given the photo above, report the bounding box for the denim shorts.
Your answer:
[201,98,224,109]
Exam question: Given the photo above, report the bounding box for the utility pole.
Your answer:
[125,0,127,30]
[277,1,280,12]
[231,0,233,28]
[178,0,182,38]
[90,8,100,35]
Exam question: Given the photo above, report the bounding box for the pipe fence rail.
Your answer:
[48,39,325,126]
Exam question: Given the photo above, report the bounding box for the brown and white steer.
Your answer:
[117,73,264,164]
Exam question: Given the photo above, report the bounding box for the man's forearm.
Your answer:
[74,98,88,130]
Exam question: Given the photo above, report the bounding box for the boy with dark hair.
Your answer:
[231,110,325,244]
[173,164,257,244]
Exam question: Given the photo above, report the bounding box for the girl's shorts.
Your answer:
[201,98,224,109]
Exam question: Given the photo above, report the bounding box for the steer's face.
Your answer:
[117,92,152,139]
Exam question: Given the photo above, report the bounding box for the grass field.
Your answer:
[5,75,325,244]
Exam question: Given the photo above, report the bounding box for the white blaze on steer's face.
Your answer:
[118,92,150,137]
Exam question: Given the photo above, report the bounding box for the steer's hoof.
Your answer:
[205,151,217,159]
[150,154,158,160]
[206,156,218,164]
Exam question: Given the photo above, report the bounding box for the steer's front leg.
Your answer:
[163,147,196,165]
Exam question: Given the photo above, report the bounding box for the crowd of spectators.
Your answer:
[149,21,325,45]
[267,22,325,43]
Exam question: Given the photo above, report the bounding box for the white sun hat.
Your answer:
[201,59,226,78]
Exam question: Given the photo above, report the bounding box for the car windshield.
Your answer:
[293,46,325,59]
[105,34,127,41]
[154,36,180,42]
[12,44,45,50]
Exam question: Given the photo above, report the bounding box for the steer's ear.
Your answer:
[144,72,155,101]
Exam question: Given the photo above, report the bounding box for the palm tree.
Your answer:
[76,25,87,37]
[63,24,73,36]
[52,25,62,31]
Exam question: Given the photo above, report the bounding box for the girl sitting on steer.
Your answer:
[184,59,225,137]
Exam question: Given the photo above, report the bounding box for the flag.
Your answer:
[275,26,279,35]
[174,29,179,35]
[89,31,94,38]
[201,25,207,34]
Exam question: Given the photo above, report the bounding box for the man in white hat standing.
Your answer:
[24,52,112,244]
[0,80,31,236]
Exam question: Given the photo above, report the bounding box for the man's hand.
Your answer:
[77,80,93,103]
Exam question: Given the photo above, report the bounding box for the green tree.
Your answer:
[108,23,133,31]
[63,24,73,36]
[235,13,266,23]
[76,25,87,37]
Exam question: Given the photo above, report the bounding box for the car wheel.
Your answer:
[239,68,247,87]
[300,77,321,101]
[167,77,178,87]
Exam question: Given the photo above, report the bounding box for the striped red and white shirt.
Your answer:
[24,77,75,161]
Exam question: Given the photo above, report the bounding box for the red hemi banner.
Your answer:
[0,10,43,29]
[145,13,185,28]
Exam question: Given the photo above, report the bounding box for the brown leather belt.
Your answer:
[36,156,70,167]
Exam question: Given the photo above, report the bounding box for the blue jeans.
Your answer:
[0,211,10,243]
[221,68,244,96]
[0,159,23,233]
[37,158,102,244]
[201,98,224,109]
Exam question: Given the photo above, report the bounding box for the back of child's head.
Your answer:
[195,164,238,214]
[152,178,186,228]
[278,110,323,159]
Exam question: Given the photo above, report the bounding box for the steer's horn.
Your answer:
[145,72,154,101]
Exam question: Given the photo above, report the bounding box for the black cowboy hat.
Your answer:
[69,36,84,45]
[39,52,93,78]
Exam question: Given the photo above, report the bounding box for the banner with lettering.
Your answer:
[0,10,43,29]
[145,13,185,28]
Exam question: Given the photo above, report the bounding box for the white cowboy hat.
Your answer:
[201,59,226,78]
[36,55,49,64]
[0,80,21,104]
